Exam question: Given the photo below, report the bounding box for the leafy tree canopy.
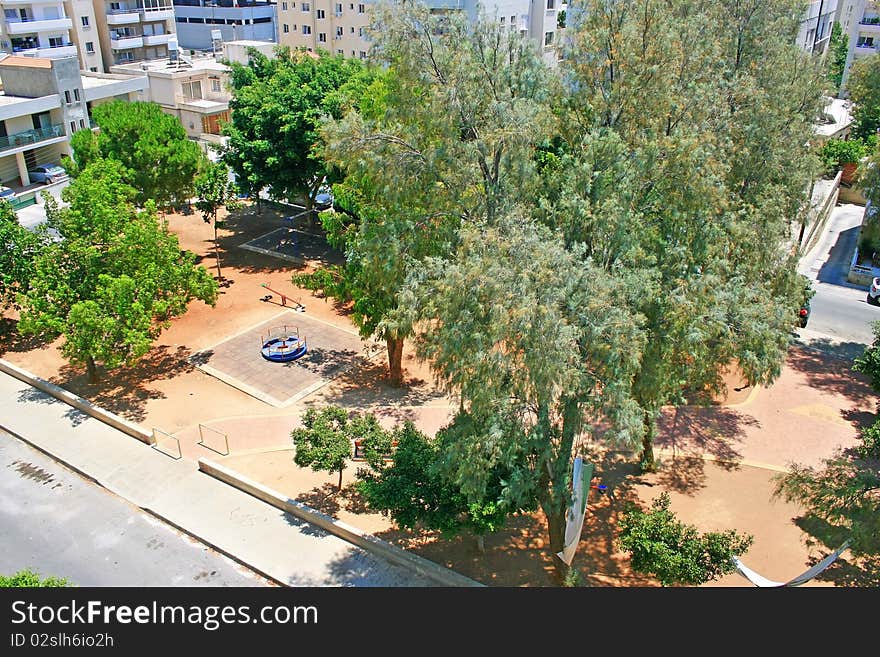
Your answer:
[0,570,70,587]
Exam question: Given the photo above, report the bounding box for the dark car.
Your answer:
[314,186,333,211]
[798,298,811,328]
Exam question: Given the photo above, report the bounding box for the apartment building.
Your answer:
[799,0,839,54]
[0,1,77,61]
[110,48,229,145]
[276,0,557,63]
[837,0,880,89]
[0,53,146,190]
[172,0,275,52]
[91,0,176,70]
[65,0,105,70]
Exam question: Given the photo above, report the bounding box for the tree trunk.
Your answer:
[213,220,223,282]
[640,409,657,473]
[544,504,569,583]
[476,534,485,554]
[85,355,98,384]
[386,336,404,386]
[337,467,343,492]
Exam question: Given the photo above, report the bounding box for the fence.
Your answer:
[198,423,230,456]
[152,428,182,460]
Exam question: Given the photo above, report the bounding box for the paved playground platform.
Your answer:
[190,311,371,407]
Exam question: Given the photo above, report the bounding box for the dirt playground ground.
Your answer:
[2,202,875,587]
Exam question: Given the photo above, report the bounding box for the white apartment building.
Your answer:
[276,0,558,64]
[0,1,77,60]
[838,0,880,89]
[0,53,146,192]
[172,0,275,52]
[799,0,839,54]
[91,0,177,70]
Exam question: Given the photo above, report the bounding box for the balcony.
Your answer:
[140,7,174,21]
[0,124,65,156]
[106,10,142,25]
[110,35,144,49]
[5,17,73,34]
[142,33,171,46]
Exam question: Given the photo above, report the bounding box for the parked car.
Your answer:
[0,185,16,201]
[798,298,811,328]
[28,164,67,185]
[868,277,880,306]
[314,186,333,211]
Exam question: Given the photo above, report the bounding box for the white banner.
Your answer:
[556,457,594,566]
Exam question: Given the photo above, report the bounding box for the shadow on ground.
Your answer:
[786,346,877,410]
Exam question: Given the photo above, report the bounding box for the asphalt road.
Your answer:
[0,429,267,587]
[799,202,880,352]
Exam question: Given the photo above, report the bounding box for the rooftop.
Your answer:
[816,97,853,138]
[0,56,52,69]
[111,54,229,77]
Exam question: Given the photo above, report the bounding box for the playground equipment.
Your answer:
[261,325,308,362]
[261,282,305,311]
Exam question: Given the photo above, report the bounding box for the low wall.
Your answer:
[802,171,842,255]
[198,457,484,587]
[0,359,155,446]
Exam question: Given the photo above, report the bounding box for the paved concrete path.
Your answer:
[0,371,433,587]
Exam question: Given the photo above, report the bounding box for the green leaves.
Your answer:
[618,492,753,586]
[0,570,71,588]
[291,406,354,490]
[848,54,880,141]
[16,160,218,381]
[81,101,205,209]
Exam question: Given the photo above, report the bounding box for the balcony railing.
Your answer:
[860,16,880,25]
[12,41,74,52]
[0,125,65,155]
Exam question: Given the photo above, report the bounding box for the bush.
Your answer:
[820,138,867,175]
[0,570,70,587]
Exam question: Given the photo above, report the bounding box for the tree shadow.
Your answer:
[816,225,862,287]
[317,359,449,412]
[654,405,756,467]
[795,337,870,362]
[43,344,197,423]
[789,515,880,587]
[840,407,876,432]
[296,482,342,517]
[786,346,878,407]
[0,318,50,356]
[653,455,714,495]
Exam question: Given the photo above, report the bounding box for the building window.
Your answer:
[500,17,505,25]
[511,15,516,25]
[282,1,287,9]
[359,50,366,59]
[71,121,77,133]
[81,16,89,27]
[358,26,364,37]
[358,3,364,14]
[301,2,310,11]
[547,0,554,8]
[350,27,354,33]
[303,25,311,34]
[283,23,289,33]
[90,66,98,72]
[48,36,64,48]
[317,9,325,19]
[335,3,342,15]
[337,49,343,55]
[336,26,342,37]
[64,90,71,104]
[544,31,553,46]
[74,88,80,102]
[79,119,85,129]
[319,32,326,42]
[182,80,203,99]
[211,78,221,92]
[85,41,95,53]
[292,24,297,30]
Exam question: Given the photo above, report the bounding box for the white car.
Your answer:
[868,277,880,305]
[0,185,16,202]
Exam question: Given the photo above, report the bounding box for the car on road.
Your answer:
[314,186,333,211]
[27,164,68,185]
[0,185,16,202]
[869,277,880,306]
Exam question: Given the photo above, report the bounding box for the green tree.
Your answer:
[0,570,70,587]
[292,406,354,491]
[848,54,880,141]
[17,160,218,383]
[820,137,868,175]
[854,321,880,390]
[222,47,366,211]
[560,0,824,470]
[557,9,566,29]
[618,492,753,586]
[69,101,205,208]
[194,162,241,282]
[0,200,47,311]
[827,21,848,91]
[356,418,508,550]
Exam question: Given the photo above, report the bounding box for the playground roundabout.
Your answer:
[261,326,308,363]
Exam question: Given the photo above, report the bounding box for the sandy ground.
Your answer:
[2,202,875,587]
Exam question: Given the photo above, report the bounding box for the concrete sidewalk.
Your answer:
[0,371,433,587]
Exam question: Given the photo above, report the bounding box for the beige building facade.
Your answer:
[91,0,176,70]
